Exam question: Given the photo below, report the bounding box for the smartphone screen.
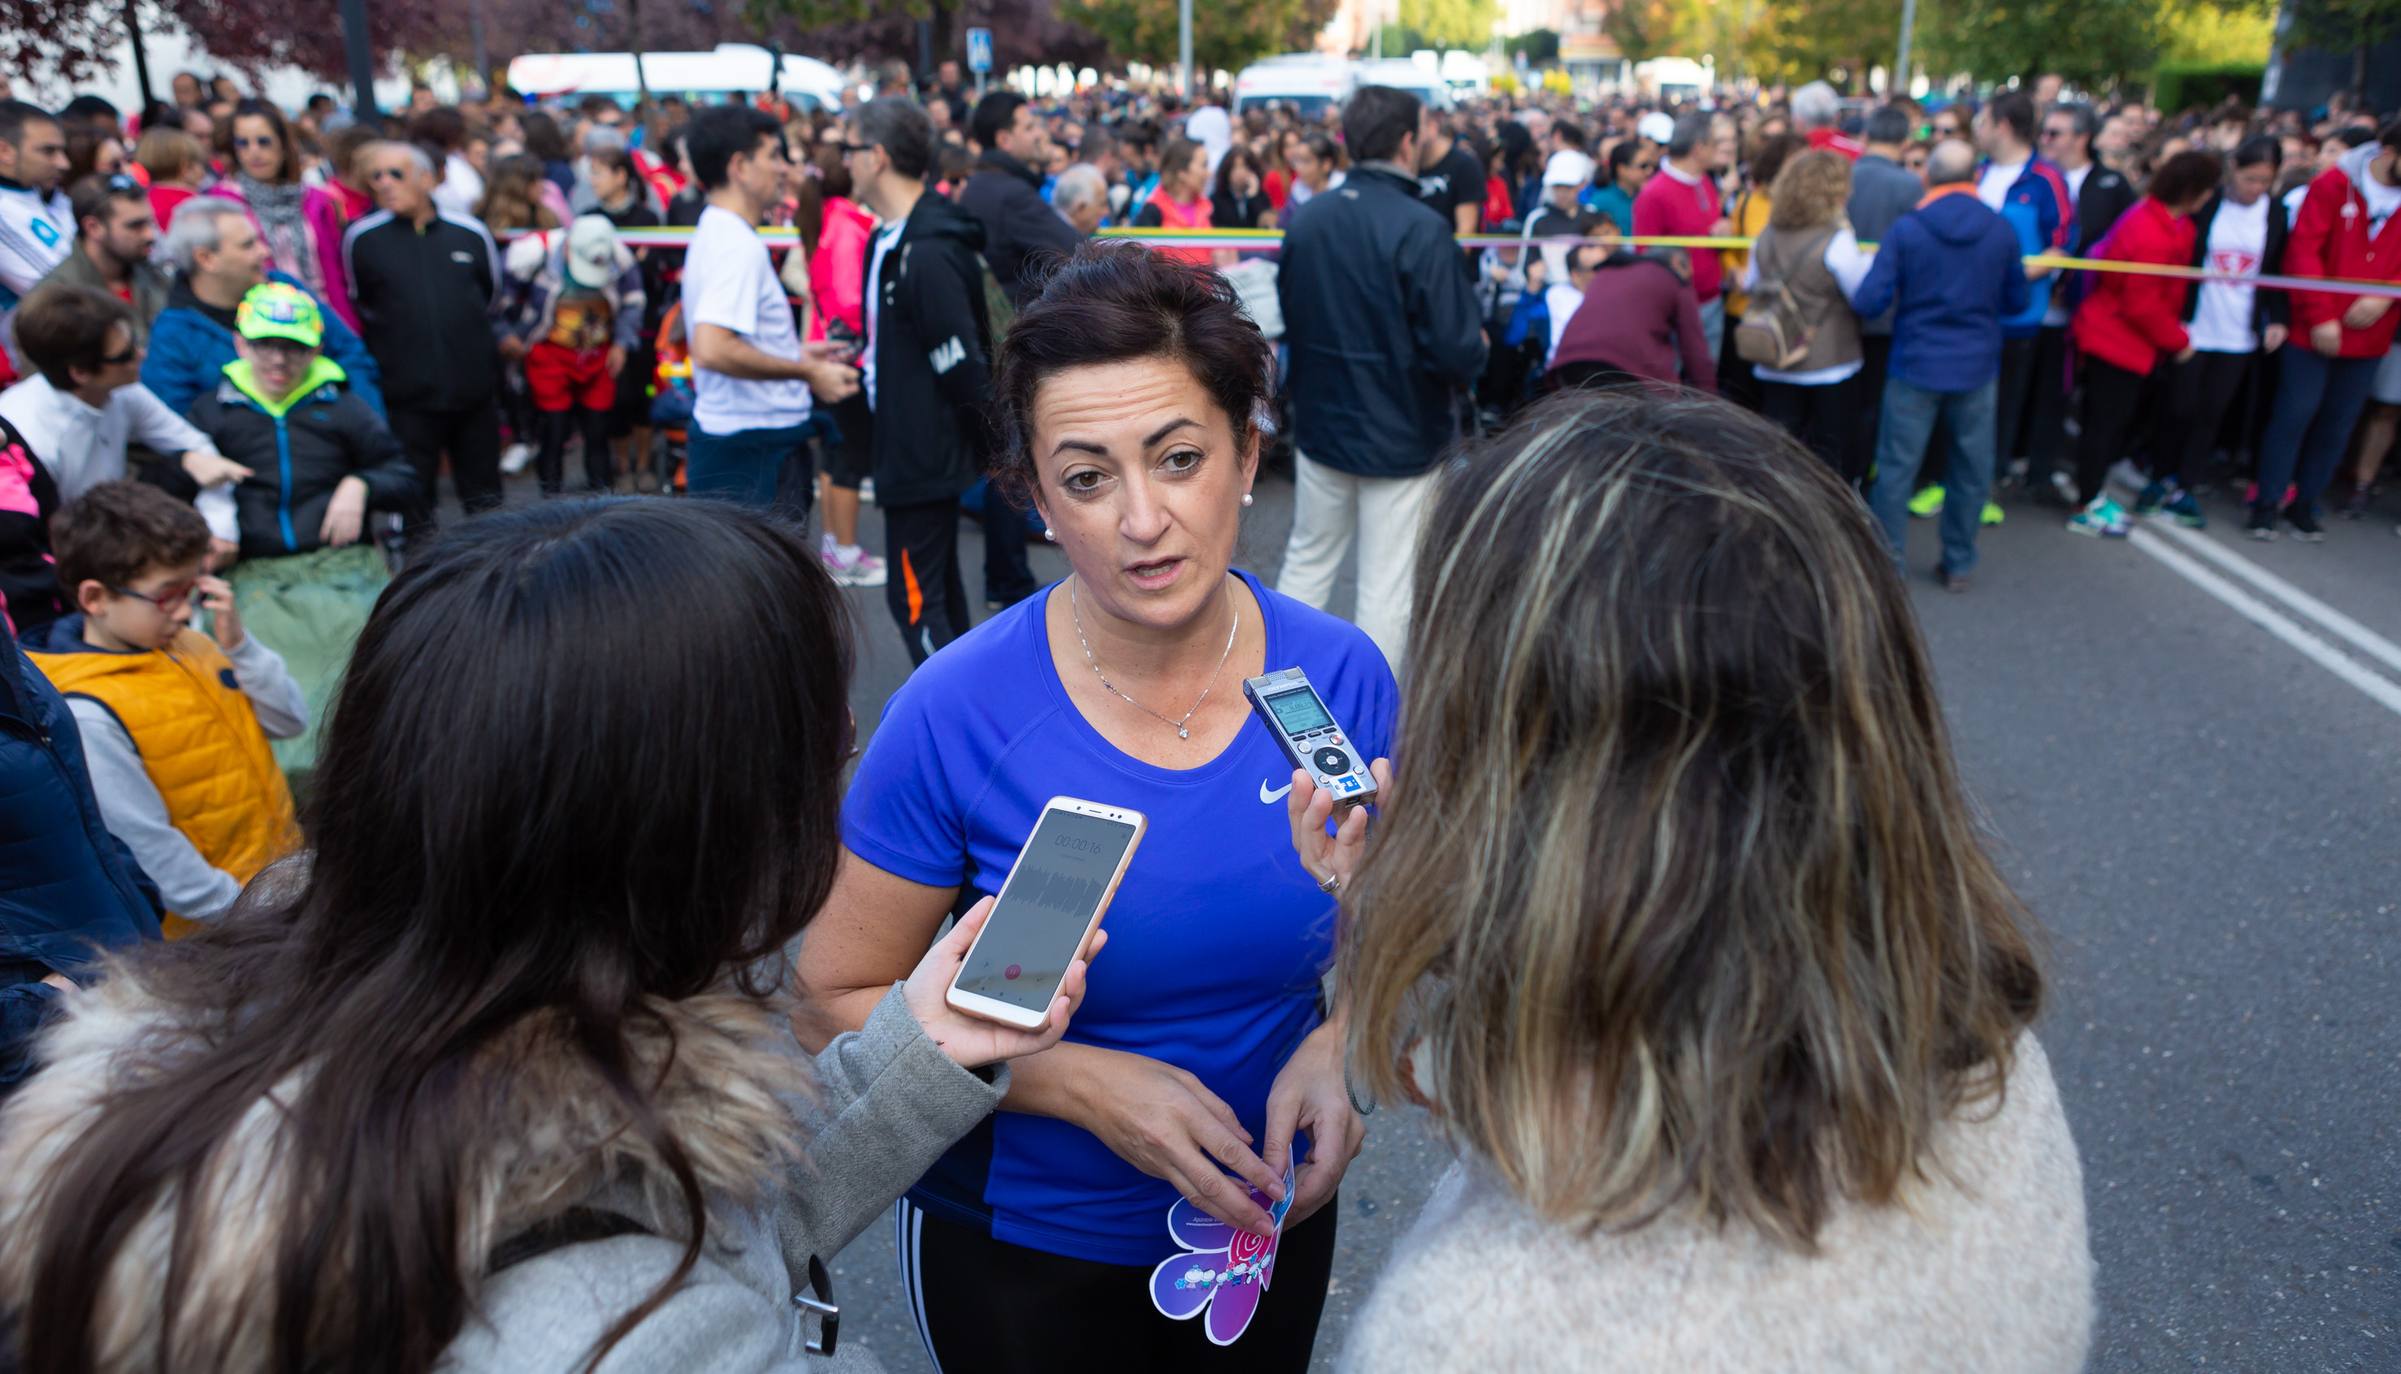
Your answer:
[956,809,1141,1014]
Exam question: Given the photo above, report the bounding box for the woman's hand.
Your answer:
[1065,1046,1288,1237]
[2342,296,2391,331]
[901,897,1104,1070]
[1285,757,1391,896]
[1263,1018,1366,1227]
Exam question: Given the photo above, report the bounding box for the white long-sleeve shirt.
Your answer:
[0,182,71,304]
[66,630,307,920]
[0,373,237,538]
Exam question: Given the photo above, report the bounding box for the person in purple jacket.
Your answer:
[1546,245,1718,393]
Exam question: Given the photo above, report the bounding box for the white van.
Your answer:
[1231,56,1355,121]
[1355,58,1453,112]
[506,43,847,113]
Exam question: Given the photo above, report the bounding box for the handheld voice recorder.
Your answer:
[1243,668,1378,808]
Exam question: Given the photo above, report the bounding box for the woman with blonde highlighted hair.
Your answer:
[1742,147,1876,487]
[1297,390,2094,1372]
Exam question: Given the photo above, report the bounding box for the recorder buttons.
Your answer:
[1314,747,1352,777]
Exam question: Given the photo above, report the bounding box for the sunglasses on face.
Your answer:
[99,342,138,366]
[109,581,199,611]
[104,171,141,193]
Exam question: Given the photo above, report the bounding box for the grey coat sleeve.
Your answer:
[771,984,1008,1266]
[67,697,243,919]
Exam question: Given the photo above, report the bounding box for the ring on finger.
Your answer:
[1316,871,1340,894]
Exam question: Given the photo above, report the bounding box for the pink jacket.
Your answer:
[209,180,359,333]
[809,197,874,342]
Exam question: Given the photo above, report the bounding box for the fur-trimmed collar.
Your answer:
[0,966,810,1369]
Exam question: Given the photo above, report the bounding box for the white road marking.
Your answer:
[2144,520,2401,679]
[2127,527,2401,720]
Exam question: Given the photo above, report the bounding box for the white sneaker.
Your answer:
[2046,470,2080,507]
[858,477,876,506]
[2107,459,2148,496]
[823,545,888,588]
[500,442,534,475]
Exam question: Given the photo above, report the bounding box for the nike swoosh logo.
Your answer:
[1259,779,1295,805]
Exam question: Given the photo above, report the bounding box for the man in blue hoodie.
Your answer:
[1851,141,2032,591]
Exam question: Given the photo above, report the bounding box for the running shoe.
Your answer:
[2247,507,2278,541]
[1908,486,1945,519]
[2066,495,2131,538]
[2162,489,2206,529]
[500,442,534,476]
[822,544,889,587]
[2282,504,2326,543]
[2044,471,2080,508]
[2107,459,2149,496]
[2133,479,2171,516]
[1982,501,2006,526]
[2340,485,2377,519]
[1936,564,1970,593]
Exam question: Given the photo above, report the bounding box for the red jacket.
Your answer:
[1634,167,1724,303]
[2284,145,2401,357]
[2071,196,2194,376]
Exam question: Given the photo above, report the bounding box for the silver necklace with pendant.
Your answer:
[1069,577,1239,740]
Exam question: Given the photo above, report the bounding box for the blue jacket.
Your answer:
[1987,157,2072,337]
[141,270,384,420]
[1850,188,2031,395]
[0,642,160,1090]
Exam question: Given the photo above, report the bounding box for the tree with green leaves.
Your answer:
[1601,0,1707,66]
[1395,0,1499,50]
[2220,0,2401,95]
[1922,0,2167,90]
[1063,0,1337,74]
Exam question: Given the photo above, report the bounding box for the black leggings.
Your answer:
[1760,373,1864,488]
[535,407,612,496]
[2073,358,2151,502]
[895,1195,1339,1373]
[882,498,971,667]
[2152,350,2255,488]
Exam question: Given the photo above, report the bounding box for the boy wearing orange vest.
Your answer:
[22,480,303,935]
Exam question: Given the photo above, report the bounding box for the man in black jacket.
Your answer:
[959,90,1075,610]
[342,141,504,527]
[846,98,993,667]
[1275,84,1486,668]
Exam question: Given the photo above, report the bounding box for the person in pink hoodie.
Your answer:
[206,100,356,333]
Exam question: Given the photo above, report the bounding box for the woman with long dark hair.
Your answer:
[0,499,1096,1373]
[209,98,355,330]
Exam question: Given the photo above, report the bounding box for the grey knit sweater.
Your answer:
[1341,1035,2094,1373]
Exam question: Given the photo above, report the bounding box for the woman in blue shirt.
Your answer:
[798,242,1397,1371]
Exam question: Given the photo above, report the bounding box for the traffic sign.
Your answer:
[966,27,993,75]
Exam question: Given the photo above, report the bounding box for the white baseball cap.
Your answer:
[1543,149,1597,189]
[1638,112,1676,145]
[564,215,621,291]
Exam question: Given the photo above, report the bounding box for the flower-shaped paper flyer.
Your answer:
[1147,1160,1296,1346]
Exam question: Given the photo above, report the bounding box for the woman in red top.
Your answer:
[1130,137,1216,265]
[2064,150,2222,537]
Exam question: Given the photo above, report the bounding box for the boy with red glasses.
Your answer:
[22,479,302,935]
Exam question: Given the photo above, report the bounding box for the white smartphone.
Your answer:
[946,797,1147,1030]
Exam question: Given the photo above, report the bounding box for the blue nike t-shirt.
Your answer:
[842,569,1399,1267]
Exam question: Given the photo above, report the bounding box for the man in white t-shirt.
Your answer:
[0,101,72,322]
[681,106,859,509]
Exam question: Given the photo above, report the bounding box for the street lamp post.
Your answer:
[1178,0,1193,102]
[340,0,378,121]
[1894,0,1917,98]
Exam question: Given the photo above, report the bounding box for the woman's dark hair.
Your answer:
[521,109,569,163]
[2149,148,2226,207]
[1213,143,1263,199]
[1747,131,1807,195]
[410,104,468,154]
[1157,135,1204,182]
[62,125,119,185]
[2231,133,2282,170]
[220,97,299,183]
[14,499,854,1374]
[1607,137,1644,177]
[813,143,854,201]
[994,241,1275,503]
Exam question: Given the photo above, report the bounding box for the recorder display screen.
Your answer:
[1264,688,1333,735]
[956,810,1138,1012]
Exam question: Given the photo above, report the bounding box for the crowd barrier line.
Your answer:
[493,225,2401,300]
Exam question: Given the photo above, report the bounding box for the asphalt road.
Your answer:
[498,447,2397,1371]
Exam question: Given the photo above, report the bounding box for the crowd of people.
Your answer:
[0,51,2394,1373]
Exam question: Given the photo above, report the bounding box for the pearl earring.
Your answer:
[1044,527,1058,542]
[1240,492,1254,508]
